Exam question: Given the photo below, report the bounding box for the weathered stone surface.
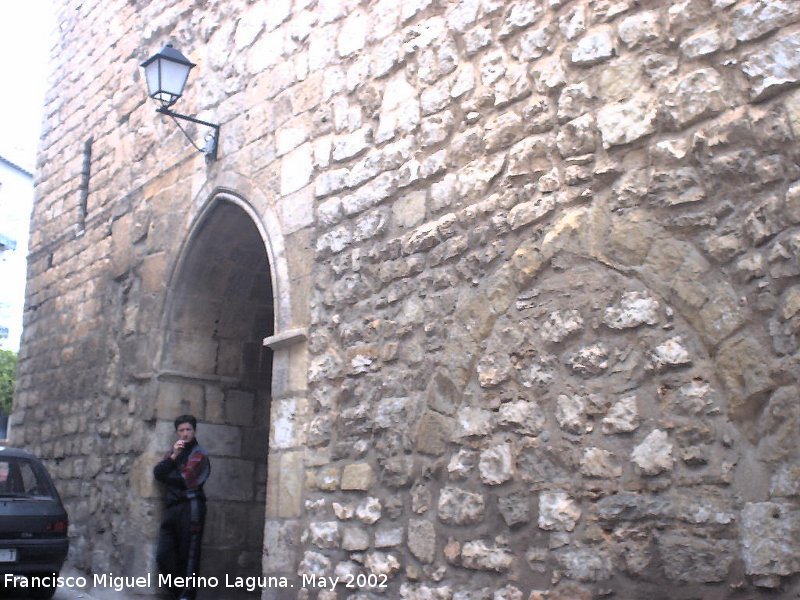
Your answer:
[556,114,596,158]
[649,337,691,371]
[507,136,551,178]
[602,396,640,434]
[447,449,477,479]
[664,68,728,127]
[298,551,332,577]
[771,464,800,497]
[539,491,581,531]
[408,518,436,563]
[657,534,734,582]
[497,400,546,436]
[456,407,495,438]
[557,83,592,123]
[555,394,586,434]
[457,154,506,200]
[732,1,800,43]
[365,551,401,578]
[680,28,725,58]
[375,526,404,548]
[619,10,662,48]
[342,526,370,551]
[497,490,531,527]
[281,144,314,195]
[743,31,800,101]
[484,112,524,152]
[19,0,800,597]
[566,343,609,375]
[411,482,432,514]
[740,502,800,577]
[556,546,612,582]
[507,196,556,231]
[316,168,350,197]
[479,443,514,485]
[781,285,800,320]
[594,492,671,523]
[580,447,622,478]
[332,126,372,161]
[541,310,584,342]
[308,521,340,549]
[715,335,775,417]
[461,540,515,572]
[400,583,453,600]
[341,463,374,490]
[631,430,674,476]
[597,95,656,148]
[438,486,485,525]
[745,197,784,246]
[650,166,706,207]
[416,410,454,456]
[477,353,512,388]
[603,292,659,329]
[570,27,615,66]
[356,497,383,524]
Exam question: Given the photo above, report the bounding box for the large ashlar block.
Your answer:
[155,381,205,421]
[224,389,255,426]
[266,451,304,519]
[110,212,134,279]
[128,451,164,499]
[263,520,301,573]
[200,423,243,457]
[205,501,254,547]
[270,397,309,449]
[139,252,167,294]
[341,463,374,491]
[204,457,256,502]
[280,185,314,234]
[280,143,314,196]
[162,331,219,374]
[741,502,800,578]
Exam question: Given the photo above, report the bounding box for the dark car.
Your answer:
[0,447,68,599]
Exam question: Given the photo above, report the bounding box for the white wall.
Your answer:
[0,157,34,352]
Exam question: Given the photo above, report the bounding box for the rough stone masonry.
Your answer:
[9,0,800,598]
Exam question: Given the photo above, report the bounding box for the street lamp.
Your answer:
[141,44,220,161]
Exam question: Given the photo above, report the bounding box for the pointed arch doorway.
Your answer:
[158,196,274,592]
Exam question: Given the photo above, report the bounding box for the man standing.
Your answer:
[153,415,211,600]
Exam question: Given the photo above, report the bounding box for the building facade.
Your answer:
[10,0,800,598]
[0,154,34,352]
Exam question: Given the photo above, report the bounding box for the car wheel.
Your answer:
[27,573,58,599]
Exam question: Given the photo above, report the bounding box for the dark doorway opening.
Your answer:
[160,200,273,595]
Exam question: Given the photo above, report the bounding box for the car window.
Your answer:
[0,458,55,498]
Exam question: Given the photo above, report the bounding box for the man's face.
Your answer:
[176,422,196,443]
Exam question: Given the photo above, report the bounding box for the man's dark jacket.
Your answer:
[153,439,210,507]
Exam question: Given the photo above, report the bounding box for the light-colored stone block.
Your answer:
[341,463,374,490]
[280,143,314,196]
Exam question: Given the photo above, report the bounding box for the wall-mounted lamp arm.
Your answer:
[155,106,220,162]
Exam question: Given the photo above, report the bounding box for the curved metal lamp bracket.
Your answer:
[156,106,220,162]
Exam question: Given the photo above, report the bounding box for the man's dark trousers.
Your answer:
[156,495,206,600]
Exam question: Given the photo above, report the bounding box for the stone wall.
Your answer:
[10,0,800,598]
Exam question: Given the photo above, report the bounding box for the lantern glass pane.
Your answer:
[143,60,161,98]
[160,59,191,99]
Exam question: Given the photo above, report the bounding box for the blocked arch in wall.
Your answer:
[412,205,766,595]
[154,190,298,591]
